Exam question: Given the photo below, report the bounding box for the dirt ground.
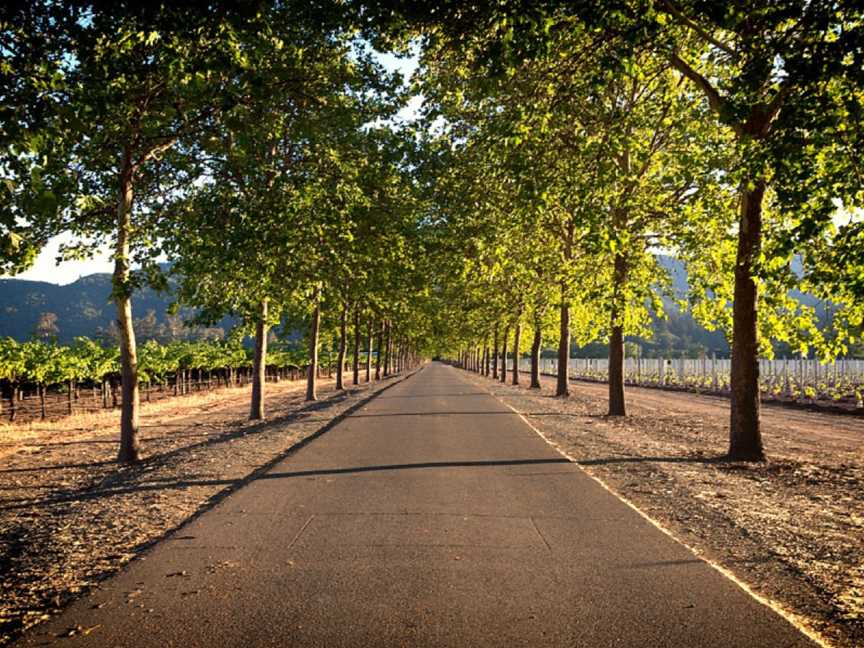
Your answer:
[462,370,864,648]
[0,373,408,645]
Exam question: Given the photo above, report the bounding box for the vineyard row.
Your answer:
[0,337,373,423]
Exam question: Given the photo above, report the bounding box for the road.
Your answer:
[18,362,815,647]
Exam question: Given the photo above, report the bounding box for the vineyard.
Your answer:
[0,337,356,424]
[521,356,864,412]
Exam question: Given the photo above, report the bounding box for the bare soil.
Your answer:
[0,373,407,645]
[463,371,864,648]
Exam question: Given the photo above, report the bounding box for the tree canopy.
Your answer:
[2,0,862,462]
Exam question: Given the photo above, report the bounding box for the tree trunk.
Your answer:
[398,338,404,373]
[511,321,521,386]
[336,302,347,390]
[114,149,141,463]
[352,307,360,386]
[365,319,373,383]
[384,321,392,376]
[67,380,74,415]
[375,321,383,380]
[306,290,321,401]
[608,252,627,416]
[8,382,16,421]
[492,325,499,379]
[500,326,509,384]
[250,298,268,420]
[530,323,542,389]
[608,325,626,416]
[729,179,766,461]
[556,299,570,397]
[39,385,46,420]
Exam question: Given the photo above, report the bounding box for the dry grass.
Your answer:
[0,380,311,458]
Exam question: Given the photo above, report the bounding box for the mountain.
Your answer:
[0,257,832,355]
[0,272,234,343]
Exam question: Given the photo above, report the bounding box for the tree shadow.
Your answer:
[576,454,732,467]
[375,393,490,400]
[260,457,573,480]
[0,381,410,513]
[0,392,355,507]
[348,410,515,418]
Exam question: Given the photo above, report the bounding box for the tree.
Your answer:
[652,1,864,458]
[362,0,864,459]
[3,5,260,460]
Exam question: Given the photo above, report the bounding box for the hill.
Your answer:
[0,256,829,355]
[0,272,234,343]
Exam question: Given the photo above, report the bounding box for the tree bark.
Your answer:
[352,307,360,386]
[556,299,570,397]
[114,149,141,463]
[530,322,542,389]
[384,321,392,376]
[365,319,373,382]
[511,321,521,386]
[306,290,321,401]
[500,326,509,384]
[250,298,268,420]
[492,325,499,379]
[375,321,383,380]
[729,179,766,460]
[608,252,627,416]
[336,302,347,390]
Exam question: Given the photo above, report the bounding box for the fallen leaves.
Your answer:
[59,624,100,638]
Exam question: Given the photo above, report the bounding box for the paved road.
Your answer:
[20,362,814,647]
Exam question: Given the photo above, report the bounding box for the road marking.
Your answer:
[458,368,834,648]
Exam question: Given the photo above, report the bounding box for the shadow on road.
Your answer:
[261,458,574,480]
[348,410,515,418]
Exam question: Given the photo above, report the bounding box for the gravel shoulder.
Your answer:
[462,370,864,648]
[0,373,409,645]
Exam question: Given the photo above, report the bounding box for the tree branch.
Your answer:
[669,52,742,135]
[659,0,737,59]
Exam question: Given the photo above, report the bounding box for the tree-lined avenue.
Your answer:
[18,363,814,647]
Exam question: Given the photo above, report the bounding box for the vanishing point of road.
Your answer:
[20,362,815,647]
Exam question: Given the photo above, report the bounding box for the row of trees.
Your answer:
[401,0,864,461]
[2,3,431,460]
[3,1,863,462]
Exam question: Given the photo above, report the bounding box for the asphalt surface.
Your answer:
[19,362,815,647]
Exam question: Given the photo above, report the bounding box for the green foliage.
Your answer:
[0,336,318,390]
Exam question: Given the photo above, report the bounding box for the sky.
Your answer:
[5,50,422,286]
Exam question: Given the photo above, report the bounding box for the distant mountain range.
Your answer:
[0,256,829,356]
[0,271,234,343]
